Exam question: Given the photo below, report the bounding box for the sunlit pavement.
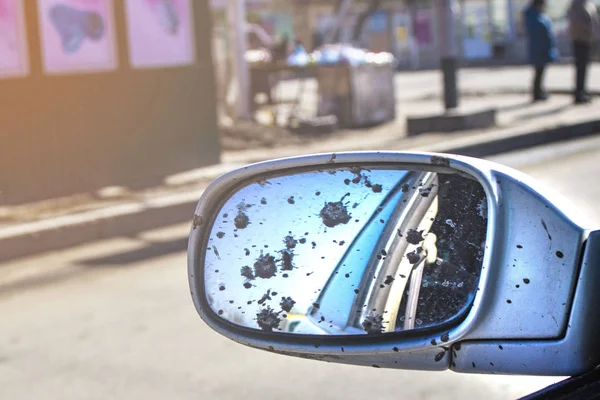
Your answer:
[3,137,600,399]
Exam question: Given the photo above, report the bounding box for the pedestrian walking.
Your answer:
[524,0,559,102]
[568,0,599,104]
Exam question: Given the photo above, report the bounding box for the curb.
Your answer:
[2,118,600,264]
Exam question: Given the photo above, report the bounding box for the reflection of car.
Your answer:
[286,171,486,335]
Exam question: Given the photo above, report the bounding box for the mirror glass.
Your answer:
[203,166,488,335]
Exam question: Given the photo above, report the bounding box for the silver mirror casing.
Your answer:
[188,152,598,376]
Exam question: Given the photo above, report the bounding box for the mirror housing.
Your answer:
[188,152,599,376]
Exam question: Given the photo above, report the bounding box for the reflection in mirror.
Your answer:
[203,166,488,335]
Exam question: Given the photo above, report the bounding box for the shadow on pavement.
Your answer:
[515,105,571,122]
[76,237,188,266]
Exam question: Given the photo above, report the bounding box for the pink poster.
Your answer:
[0,0,28,77]
[37,0,117,74]
[125,0,195,69]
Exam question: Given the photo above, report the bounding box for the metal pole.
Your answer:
[507,0,516,43]
[435,0,459,110]
[228,0,251,120]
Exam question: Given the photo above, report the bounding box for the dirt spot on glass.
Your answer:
[257,289,272,305]
[253,253,277,279]
[523,278,530,284]
[284,235,298,249]
[279,250,295,271]
[541,219,552,240]
[406,251,421,264]
[287,196,295,204]
[240,266,255,280]
[256,307,282,332]
[216,232,225,239]
[362,313,384,335]
[320,201,352,228]
[419,184,435,197]
[406,229,425,245]
[556,251,564,259]
[280,297,296,312]
[260,197,267,205]
[384,275,395,285]
[234,210,250,230]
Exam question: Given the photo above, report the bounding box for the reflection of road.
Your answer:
[5,139,600,399]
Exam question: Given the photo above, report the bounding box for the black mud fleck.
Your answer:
[431,339,437,346]
[260,197,267,205]
[284,235,298,249]
[431,155,450,167]
[280,250,295,271]
[362,313,384,335]
[556,251,564,259]
[253,253,277,279]
[244,248,250,256]
[216,232,225,239]
[434,351,446,362]
[243,282,252,289]
[541,219,552,240]
[280,297,296,312]
[406,229,425,245]
[257,289,272,305]
[320,201,352,228]
[240,265,255,280]
[419,184,435,197]
[219,285,226,291]
[406,251,421,264]
[384,275,395,285]
[298,238,307,244]
[371,184,383,193]
[256,307,281,332]
[234,210,250,230]
[287,196,295,204]
[192,214,203,230]
[401,184,410,193]
[440,333,450,343]
[312,302,320,310]
[523,278,530,284]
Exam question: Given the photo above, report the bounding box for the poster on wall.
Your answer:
[125,0,195,69]
[414,11,433,47]
[0,0,29,78]
[37,0,117,74]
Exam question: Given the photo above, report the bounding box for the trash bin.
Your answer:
[316,62,396,128]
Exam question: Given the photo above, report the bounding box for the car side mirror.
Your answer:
[188,152,600,376]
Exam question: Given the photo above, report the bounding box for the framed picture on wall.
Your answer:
[124,0,196,69]
[0,0,29,78]
[37,0,117,74]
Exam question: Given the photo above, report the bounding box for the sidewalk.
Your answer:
[2,71,600,262]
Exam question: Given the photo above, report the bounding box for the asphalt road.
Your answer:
[3,137,600,400]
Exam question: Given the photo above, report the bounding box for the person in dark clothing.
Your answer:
[524,0,559,102]
[568,0,599,104]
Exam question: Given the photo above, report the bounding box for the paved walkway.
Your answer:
[2,64,600,259]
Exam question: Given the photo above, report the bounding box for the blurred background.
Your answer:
[2,0,600,399]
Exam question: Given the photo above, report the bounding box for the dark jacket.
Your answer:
[524,5,559,66]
